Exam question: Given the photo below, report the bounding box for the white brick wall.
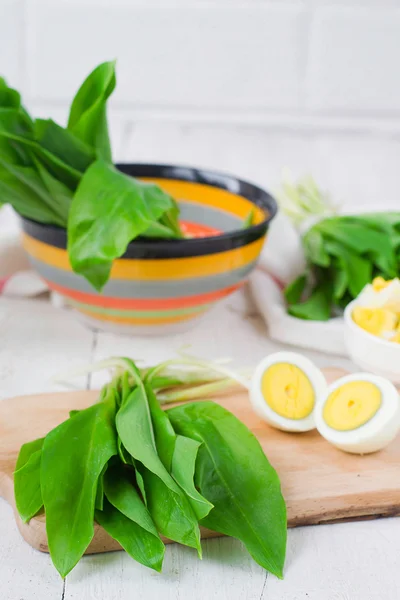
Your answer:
[0,0,400,210]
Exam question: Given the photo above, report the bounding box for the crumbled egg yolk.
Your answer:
[323,381,382,431]
[372,276,392,292]
[261,363,315,420]
[352,307,398,336]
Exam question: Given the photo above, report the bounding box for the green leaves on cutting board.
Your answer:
[0,61,183,291]
[14,438,44,523]
[98,465,165,572]
[285,212,400,321]
[168,401,287,578]
[14,356,287,579]
[41,391,118,577]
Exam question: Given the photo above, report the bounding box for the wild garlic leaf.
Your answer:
[288,285,331,321]
[171,435,213,521]
[34,119,94,174]
[0,159,67,226]
[140,467,202,554]
[0,127,82,189]
[68,61,116,162]
[41,390,118,578]
[242,208,255,229]
[284,274,307,305]
[96,498,164,573]
[104,464,160,540]
[14,438,44,523]
[95,463,108,511]
[67,160,174,291]
[324,241,372,298]
[168,401,287,579]
[303,229,330,267]
[115,385,178,493]
[15,437,44,471]
[114,382,202,553]
[146,384,176,472]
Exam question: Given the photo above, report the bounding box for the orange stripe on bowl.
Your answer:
[44,279,242,310]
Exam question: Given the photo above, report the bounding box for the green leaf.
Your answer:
[332,262,348,301]
[0,158,67,226]
[0,107,34,164]
[288,286,331,321]
[68,61,116,161]
[325,241,372,298]
[14,438,44,523]
[284,274,307,305]
[31,155,72,225]
[242,208,255,229]
[116,382,201,553]
[0,78,22,109]
[140,466,201,553]
[15,437,44,471]
[67,160,174,290]
[167,401,287,578]
[95,463,108,511]
[0,129,82,189]
[171,435,213,521]
[116,385,178,494]
[158,197,183,238]
[96,498,164,572]
[146,384,176,472]
[142,221,179,239]
[41,389,118,578]
[34,119,94,173]
[135,468,147,505]
[303,229,330,267]
[318,220,396,277]
[103,464,159,539]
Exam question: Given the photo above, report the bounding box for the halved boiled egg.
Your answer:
[315,373,400,454]
[250,352,327,432]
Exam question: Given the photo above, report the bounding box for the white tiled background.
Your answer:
[1,0,400,213]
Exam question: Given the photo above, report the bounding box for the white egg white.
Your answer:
[315,372,400,454]
[250,351,327,432]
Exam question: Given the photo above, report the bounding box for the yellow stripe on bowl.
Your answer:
[78,307,207,325]
[22,234,265,281]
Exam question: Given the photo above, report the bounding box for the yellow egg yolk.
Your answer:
[352,307,398,336]
[323,381,382,431]
[261,363,315,420]
[372,277,391,292]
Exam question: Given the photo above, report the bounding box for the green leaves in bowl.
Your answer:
[0,61,183,291]
[14,356,287,579]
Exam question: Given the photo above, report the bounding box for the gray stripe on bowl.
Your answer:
[178,202,242,232]
[29,257,257,299]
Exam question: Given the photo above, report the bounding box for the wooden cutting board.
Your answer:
[1,367,400,555]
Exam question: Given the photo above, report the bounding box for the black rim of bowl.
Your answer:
[21,163,277,259]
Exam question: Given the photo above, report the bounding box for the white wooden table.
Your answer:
[1,290,399,600]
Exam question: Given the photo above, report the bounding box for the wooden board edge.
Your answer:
[3,469,400,555]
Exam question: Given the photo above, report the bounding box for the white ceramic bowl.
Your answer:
[344,299,400,383]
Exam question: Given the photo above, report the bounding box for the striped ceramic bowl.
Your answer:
[21,164,277,334]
